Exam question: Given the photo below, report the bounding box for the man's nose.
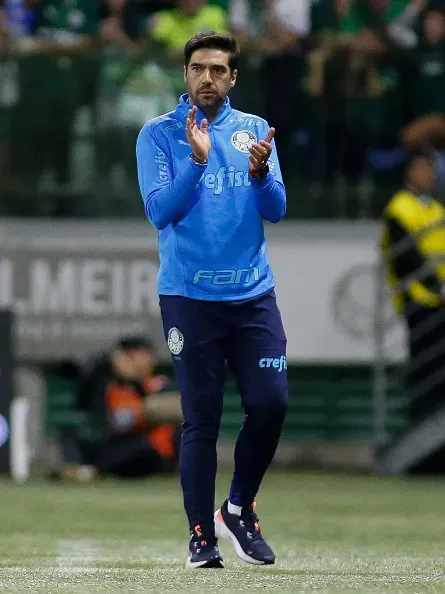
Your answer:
[202,69,212,83]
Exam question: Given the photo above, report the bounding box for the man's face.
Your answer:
[185,48,237,110]
[408,157,436,192]
[424,11,445,44]
[129,347,156,379]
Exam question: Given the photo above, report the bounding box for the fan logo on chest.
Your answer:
[231,130,257,153]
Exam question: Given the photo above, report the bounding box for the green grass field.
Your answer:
[1,469,445,593]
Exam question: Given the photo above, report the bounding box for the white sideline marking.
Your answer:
[54,538,183,570]
[56,539,102,574]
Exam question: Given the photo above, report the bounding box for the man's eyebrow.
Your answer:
[189,62,228,68]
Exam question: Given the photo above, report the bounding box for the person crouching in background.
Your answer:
[97,337,183,477]
[56,337,183,481]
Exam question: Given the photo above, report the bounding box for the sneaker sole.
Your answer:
[214,510,272,566]
[185,556,224,569]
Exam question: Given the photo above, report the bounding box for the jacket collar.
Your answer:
[175,93,232,126]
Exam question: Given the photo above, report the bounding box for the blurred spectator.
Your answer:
[98,337,182,477]
[230,0,310,53]
[97,0,175,52]
[149,0,229,63]
[300,38,402,216]
[99,0,141,52]
[230,0,310,174]
[57,336,182,481]
[401,9,445,145]
[381,149,445,425]
[95,0,177,208]
[399,8,445,194]
[9,0,99,195]
[338,0,427,55]
[0,0,34,195]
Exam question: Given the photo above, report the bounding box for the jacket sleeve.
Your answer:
[250,136,287,224]
[136,124,208,230]
[387,217,442,294]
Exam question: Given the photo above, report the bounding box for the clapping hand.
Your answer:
[186,106,211,162]
[248,128,275,173]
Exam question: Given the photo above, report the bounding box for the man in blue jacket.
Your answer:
[136,32,287,569]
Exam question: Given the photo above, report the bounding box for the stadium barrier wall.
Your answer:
[0,218,403,365]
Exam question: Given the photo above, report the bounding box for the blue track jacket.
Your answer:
[136,94,286,301]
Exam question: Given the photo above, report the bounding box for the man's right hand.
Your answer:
[186,106,211,162]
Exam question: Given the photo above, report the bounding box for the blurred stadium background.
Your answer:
[1,0,445,591]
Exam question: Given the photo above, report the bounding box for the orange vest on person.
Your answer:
[105,375,176,459]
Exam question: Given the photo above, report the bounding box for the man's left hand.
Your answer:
[248,128,275,173]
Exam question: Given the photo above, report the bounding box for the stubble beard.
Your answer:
[197,97,221,109]
[189,89,226,112]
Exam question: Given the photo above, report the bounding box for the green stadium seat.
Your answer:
[45,380,88,439]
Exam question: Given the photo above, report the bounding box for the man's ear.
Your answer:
[230,69,238,88]
[183,65,187,84]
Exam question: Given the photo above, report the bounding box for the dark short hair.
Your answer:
[118,335,153,351]
[184,32,240,72]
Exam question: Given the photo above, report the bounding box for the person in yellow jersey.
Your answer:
[381,148,445,425]
[149,0,228,63]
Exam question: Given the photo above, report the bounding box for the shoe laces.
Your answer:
[240,504,262,541]
[191,524,215,549]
